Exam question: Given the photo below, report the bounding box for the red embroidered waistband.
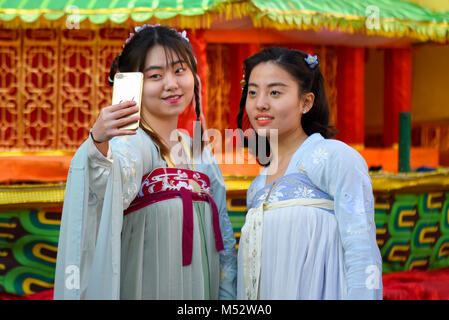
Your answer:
[123,167,224,266]
[137,167,212,197]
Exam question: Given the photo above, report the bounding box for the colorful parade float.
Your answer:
[0,0,449,299]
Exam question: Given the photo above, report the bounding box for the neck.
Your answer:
[269,127,308,169]
[142,111,179,149]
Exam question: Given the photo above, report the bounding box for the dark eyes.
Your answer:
[247,90,281,97]
[175,67,185,74]
[147,67,185,80]
[148,74,161,79]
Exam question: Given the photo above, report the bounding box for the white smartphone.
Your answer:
[112,72,143,131]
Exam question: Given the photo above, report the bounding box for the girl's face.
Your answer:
[141,45,195,121]
[245,61,313,138]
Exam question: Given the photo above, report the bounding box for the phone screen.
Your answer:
[112,72,143,130]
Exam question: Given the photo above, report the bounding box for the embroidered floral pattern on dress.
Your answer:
[240,200,264,300]
[311,147,329,166]
[115,136,140,208]
[250,172,333,211]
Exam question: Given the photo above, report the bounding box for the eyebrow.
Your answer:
[248,82,288,88]
[144,60,185,73]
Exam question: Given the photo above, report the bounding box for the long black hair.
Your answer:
[236,47,336,166]
[109,25,202,160]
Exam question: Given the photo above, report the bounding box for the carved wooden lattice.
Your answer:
[0,28,126,152]
[0,29,21,149]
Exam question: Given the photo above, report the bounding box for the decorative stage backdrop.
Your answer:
[0,27,338,151]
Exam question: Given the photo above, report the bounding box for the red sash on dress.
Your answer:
[123,167,224,266]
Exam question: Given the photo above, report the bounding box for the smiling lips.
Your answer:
[255,114,274,126]
[163,94,183,104]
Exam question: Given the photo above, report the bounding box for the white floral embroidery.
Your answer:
[311,147,329,166]
[268,185,286,202]
[256,189,270,203]
[250,172,333,209]
[293,184,315,198]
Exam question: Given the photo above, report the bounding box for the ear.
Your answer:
[301,92,315,114]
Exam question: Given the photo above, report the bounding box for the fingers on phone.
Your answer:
[110,100,137,112]
[116,114,139,126]
[115,106,139,120]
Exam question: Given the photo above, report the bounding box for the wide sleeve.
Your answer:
[304,140,383,300]
[55,132,151,300]
[87,132,149,210]
[54,142,90,299]
[201,146,238,300]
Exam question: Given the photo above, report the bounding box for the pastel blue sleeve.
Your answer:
[202,150,237,300]
[305,141,383,300]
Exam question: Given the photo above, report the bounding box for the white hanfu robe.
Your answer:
[237,133,383,300]
[54,128,237,299]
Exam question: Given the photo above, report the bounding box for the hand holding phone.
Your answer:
[112,72,143,131]
[90,72,143,146]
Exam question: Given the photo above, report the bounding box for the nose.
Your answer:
[164,72,179,91]
[255,95,269,111]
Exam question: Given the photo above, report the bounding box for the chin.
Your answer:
[254,128,274,137]
[167,106,190,118]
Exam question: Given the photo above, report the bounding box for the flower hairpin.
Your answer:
[123,25,189,48]
[178,30,189,42]
[134,24,160,33]
[124,33,134,45]
[304,54,318,69]
[170,28,189,42]
[123,24,161,47]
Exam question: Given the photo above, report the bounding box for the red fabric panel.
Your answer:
[383,48,412,147]
[336,47,365,145]
[0,289,54,300]
[229,43,260,130]
[383,267,449,300]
